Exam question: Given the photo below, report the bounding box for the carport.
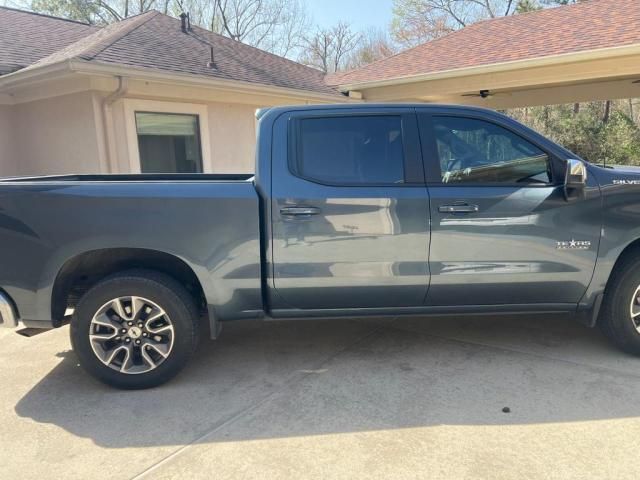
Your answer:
[329,0,640,109]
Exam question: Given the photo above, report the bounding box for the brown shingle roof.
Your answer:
[0,6,97,75]
[25,10,159,69]
[329,0,640,87]
[17,9,339,96]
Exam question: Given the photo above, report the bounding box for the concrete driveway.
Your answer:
[2,314,640,480]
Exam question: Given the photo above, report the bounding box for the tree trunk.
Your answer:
[603,100,611,123]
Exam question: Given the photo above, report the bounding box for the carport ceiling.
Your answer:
[328,0,640,108]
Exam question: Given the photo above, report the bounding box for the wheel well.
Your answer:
[600,238,640,306]
[51,249,206,325]
[611,239,640,278]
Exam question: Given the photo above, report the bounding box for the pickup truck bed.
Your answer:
[0,175,263,330]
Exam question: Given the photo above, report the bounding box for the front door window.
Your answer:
[432,116,552,185]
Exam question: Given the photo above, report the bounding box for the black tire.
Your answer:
[70,269,200,389]
[599,254,640,355]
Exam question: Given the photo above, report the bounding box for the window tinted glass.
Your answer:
[136,112,203,173]
[295,116,404,185]
[432,116,551,184]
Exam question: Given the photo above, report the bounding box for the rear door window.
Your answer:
[292,115,405,185]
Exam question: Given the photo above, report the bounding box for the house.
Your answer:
[1,0,639,177]
[0,7,344,176]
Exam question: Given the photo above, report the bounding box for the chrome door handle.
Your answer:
[439,204,479,213]
[280,206,321,216]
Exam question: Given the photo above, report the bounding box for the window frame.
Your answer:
[123,99,212,174]
[419,111,562,188]
[287,112,424,187]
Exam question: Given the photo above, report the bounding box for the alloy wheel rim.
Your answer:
[89,296,175,374]
[630,286,640,333]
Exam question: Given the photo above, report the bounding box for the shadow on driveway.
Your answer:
[13,315,640,450]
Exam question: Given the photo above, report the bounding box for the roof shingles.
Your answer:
[11,9,337,96]
[92,14,337,94]
[0,6,97,75]
[329,0,640,87]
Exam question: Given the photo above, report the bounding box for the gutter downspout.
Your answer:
[101,76,128,173]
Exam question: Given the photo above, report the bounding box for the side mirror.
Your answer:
[564,159,587,199]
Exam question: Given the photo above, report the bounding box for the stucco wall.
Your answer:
[207,102,259,173]
[10,91,102,175]
[0,104,16,176]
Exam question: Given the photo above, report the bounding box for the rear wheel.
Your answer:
[599,254,640,355]
[70,270,199,389]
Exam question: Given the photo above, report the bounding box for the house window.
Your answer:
[135,112,203,173]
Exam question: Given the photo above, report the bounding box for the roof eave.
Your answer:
[0,58,348,103]
[0,60,74,89]
[73,60,347,102]
[337,43,640,92]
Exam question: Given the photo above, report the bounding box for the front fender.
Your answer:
[580,167,640,310]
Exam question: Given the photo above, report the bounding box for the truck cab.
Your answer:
[259,104,601,317]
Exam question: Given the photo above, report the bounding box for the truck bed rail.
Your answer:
[0,174,255,182]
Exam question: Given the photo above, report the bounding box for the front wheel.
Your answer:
[599,255,640,356]
[70,270,200,389]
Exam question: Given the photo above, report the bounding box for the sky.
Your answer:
[306,0,395,31]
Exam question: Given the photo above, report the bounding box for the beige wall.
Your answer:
[0,104,16,176]
[207,102,259,173]
[10,91,101,175]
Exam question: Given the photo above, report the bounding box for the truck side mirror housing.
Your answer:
[564,159,587,200]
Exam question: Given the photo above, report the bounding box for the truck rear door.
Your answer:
[268,107,430,311]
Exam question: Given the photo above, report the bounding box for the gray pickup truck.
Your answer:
[2,104,640,389]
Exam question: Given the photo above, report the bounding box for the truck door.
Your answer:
[269,107,430,311]
[417,108,601,306]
